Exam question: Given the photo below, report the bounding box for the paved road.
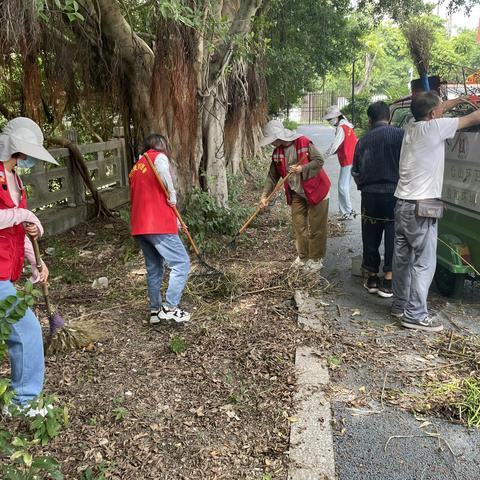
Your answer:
[298,124,480,480]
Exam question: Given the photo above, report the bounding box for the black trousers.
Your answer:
[361,192,396,273]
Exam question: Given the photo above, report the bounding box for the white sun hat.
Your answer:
[0,117,59,165]
[323,105,342,121]
[259,119,302,148]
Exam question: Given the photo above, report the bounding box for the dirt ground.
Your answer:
[5,193,330,480]
[3,180,478,479]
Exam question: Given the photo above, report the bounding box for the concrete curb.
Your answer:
[288,290,336,480]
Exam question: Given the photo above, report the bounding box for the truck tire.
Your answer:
[435,264,465,298]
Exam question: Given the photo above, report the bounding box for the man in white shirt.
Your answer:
[392,92,480,332]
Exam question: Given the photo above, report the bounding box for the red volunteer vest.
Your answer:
[336,124,358,167]
[0,163,27,282]
[273,136,331,206]
[129,149,178,235]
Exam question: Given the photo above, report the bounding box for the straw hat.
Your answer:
[323,105,342,121]
[259,120,302,147]
[0,117,58,165]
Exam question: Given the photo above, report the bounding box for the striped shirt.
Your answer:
[352,122,404,194]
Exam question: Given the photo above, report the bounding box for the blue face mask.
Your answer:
[17,157,37,169]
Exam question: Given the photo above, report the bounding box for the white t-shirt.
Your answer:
[395,117,459,200]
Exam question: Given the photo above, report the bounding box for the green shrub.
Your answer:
[182,174,251,253]
[341,93,372,138]
[283,119,299,131]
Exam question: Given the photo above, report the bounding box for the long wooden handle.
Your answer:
[28,234,52,316]
[238,170,294,235]
[142,154,201,256]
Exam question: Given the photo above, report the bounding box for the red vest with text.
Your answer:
[336,124,358,167]
[274,136,331,206]
[129,149,178,235]
[0,163,27,282]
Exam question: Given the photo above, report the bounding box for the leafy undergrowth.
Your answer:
[25,189,313,479]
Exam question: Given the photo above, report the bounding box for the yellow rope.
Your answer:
[437,236,480,276]
[356,214,480,277]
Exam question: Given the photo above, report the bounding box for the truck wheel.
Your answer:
[435,264,465,298]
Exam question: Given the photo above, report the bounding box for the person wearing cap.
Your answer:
[0,117,58,413]
[258,120,331,271]
[324,106,358,220]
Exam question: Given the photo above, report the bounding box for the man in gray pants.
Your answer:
[392,92,480,332]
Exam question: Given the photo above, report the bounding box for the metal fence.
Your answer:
[300,92,349,124]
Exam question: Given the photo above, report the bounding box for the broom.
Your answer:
[402,18,434,92]
[29,234,82,353]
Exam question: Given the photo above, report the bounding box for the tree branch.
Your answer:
[49,137,113,217]
[86,0,154,71]
[207,0,263,88]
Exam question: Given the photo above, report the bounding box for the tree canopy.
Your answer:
[1,0,480,203]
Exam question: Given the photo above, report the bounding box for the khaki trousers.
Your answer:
[291,193,329,260]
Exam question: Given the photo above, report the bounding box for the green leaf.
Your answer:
[32,455,60,470]
[327,355,342,366]
[24,281,33,294]
[11,437,27,448]
[4,296,17,307]
[169,336,188,355]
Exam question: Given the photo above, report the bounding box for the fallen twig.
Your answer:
[349,371,388,416]
[384,433,459,457]
[232,285,283,299]
[396,359,470,373]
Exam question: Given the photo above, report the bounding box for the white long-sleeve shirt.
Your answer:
[153,153,177,205]
[326,119,354,157]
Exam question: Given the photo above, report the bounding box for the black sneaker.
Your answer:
[364,275,380,294]
[377,278,393,298]
[401,315,444,333]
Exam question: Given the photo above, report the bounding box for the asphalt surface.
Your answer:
[298,124,480,480]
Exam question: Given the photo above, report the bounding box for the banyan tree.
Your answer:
[0,0,268,205]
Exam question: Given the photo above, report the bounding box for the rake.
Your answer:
[29,235,82,353]
[227,170,294,249]
[142,153,224,278]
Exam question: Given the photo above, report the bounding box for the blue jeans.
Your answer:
[1,280,45,405]
[338,165,353,215]
[136,234,190,310]
[392,200,437,321]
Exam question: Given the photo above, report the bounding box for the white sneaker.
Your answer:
[158,306,191,324]
[291,256,306,268]
[24,406,51,418]
[2,403,51,418]
[304,259,324,272]
[149,310,161,325]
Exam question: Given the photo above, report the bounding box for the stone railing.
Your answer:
[22,129,130,235]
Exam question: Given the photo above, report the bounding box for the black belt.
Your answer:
[398,199,416,204]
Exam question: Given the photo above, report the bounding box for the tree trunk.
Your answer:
[73,0,263,205]
[354,51,377,95]
[202,88,229,205]
[21,50,43,123]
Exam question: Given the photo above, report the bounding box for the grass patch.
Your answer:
[416,378,480,427]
